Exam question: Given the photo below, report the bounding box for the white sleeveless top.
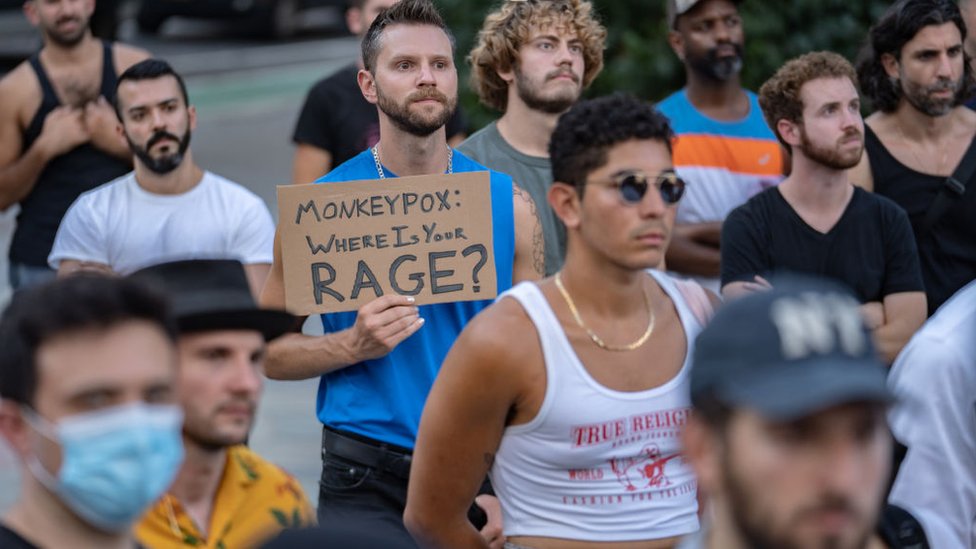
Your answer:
[491,270,702,542]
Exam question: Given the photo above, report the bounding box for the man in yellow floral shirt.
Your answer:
[132,259,314,549]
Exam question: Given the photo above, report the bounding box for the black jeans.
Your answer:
[318,437,419,547]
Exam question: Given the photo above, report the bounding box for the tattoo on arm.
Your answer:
[513,185,545,276]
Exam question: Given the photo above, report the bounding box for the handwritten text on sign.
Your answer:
[278,172,497,314]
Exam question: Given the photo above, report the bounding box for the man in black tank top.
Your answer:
[0,0,148,290]
[852,0,976,315]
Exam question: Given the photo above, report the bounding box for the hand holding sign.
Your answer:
[344,294,425,361]
[278,172,497,314]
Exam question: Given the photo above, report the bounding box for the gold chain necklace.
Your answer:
[554,272,655,352]
[897,122,947,175]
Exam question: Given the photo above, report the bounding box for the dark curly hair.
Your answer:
[856,0,976,113]
[549,93,674,193]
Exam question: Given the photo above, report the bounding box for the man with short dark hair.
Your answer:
[261,0,543,543]
[679,276,909,549]
[48,59,275,297]
[291,0,467,184]
[460,0,607,274]
[407,94,708,548]
[658,0,785,292]
[131,259,314,549]
[852,0,976,316]
[0,275,183,549]
[722,51,926,363]
[0,0,149,289]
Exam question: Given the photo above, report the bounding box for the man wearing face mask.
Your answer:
[0,274,184,549]
[657,0,785,293]
[47,58,275,297]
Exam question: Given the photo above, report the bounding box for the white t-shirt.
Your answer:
[49,171,274,274]
[888,280,976,548]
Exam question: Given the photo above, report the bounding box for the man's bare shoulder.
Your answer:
[112,43,151,73]
[457,288,539,362]
[0,62,41,121]
[0,61,40,102]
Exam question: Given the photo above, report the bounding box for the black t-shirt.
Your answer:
[865,125,976,315]
[292,63,467,171]
[721,186,924,302]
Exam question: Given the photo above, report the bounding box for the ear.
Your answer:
[667,30,685,62]
[548,181,582,230]
[23,1,39,27]
[496,60,516,85]
[880,52,900,80]
[187,104,197,132]
[346,7,364,35]
[680,414,723,497]
[358,69,378,105]
[776,118,802,148]
[0,400,31,460]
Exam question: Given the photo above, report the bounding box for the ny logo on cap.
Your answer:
[769,292,866,360]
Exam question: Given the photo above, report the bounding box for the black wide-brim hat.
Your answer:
[130,259,298,341]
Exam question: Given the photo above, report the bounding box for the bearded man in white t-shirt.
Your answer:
[48,58,274,296]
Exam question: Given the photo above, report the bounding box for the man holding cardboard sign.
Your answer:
[260,0,543,545]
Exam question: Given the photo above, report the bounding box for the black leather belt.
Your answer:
[321,427,413,480]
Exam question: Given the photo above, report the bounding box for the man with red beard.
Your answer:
[720,52,926,364]
[0,0,148,290]
[852,0,976,316]
[47,59,275,297]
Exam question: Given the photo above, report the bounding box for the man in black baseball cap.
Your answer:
[678,275,903,549]
[128,259,315,549]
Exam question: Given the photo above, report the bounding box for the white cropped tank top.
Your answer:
[490,270,702,542]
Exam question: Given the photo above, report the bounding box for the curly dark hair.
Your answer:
[549,93,674,193]
[856,0,976,113]
[361,0,455,73]
[468,0,606,112]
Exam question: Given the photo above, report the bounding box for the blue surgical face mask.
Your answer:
[24,402,185,532]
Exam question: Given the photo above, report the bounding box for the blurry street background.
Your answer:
[0,0,355,512]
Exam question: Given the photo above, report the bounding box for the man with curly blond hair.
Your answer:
[720,51,926,365]
[459,0,606,275]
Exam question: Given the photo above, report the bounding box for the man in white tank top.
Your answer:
[678,277,909,549]
[405,94,718,548]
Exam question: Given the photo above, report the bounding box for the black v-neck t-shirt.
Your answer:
[720,186,923,302]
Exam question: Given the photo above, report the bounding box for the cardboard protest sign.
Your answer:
[278,172,497,315]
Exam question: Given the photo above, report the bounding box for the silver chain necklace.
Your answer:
[371,145,453,179]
